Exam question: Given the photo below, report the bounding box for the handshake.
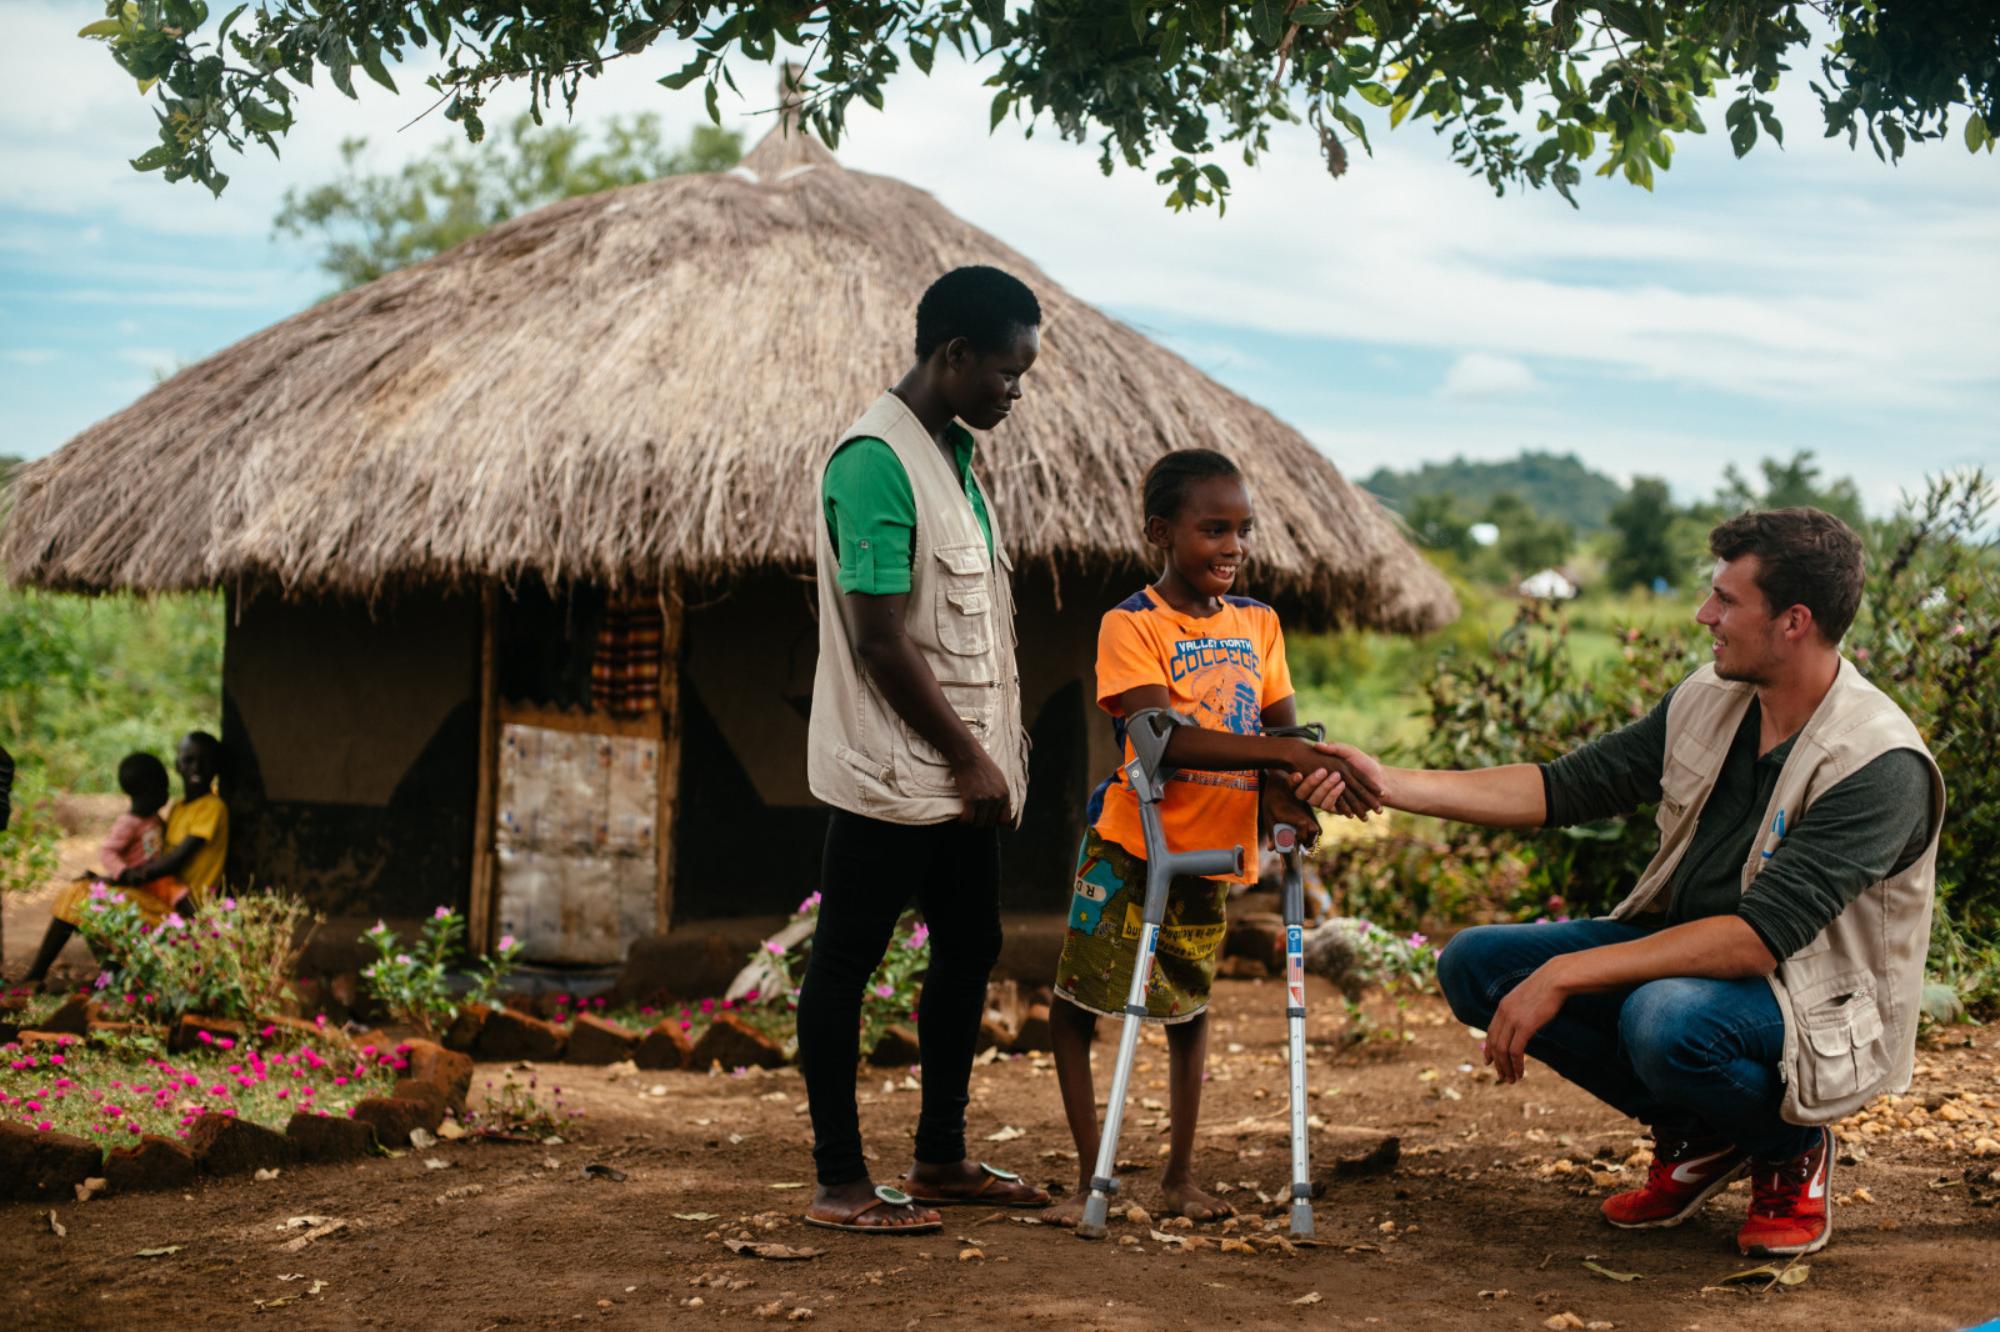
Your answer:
[1260,737,1389,846]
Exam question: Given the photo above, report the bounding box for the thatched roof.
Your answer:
[2,123,1454,633]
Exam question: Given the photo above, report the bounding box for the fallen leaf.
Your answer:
[582,1163,628,1182]
[1852,1186,1876,1204]
[674,1212,721,1222]
[1478,1289,1510,1299]
[787,1310,814,1323]
[1543,1315,1585,1331]
[254,1168,281,1182]
[1219,1238,1257,1255]
[1292,1292,1323,1305]
[958,1247,985,1261]
[724,1238,823,1261]
[1721,1263,1809,1287]
[1126,1206,1153,1227]
[436,1119,466,1140]
[1583,1260,1643,1282]
[753,1301,785,1319]
[254,1296,296,1311]
[985,1125,1025,1142]
[409,1127,437,1150]
[767,1182,808,1190]
[47,1211,65,1238]
[74,1177,107,1202]
[1150,1229,1187,1246]
[278,1220,348,1253]
[423,1158,452,1171]
[136,1245,183,1258]
[307,1279,328,1296]
[437,1184,485,1202]
[281,1216,330,1229]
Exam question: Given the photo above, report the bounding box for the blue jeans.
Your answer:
[1436,919,1816,1160]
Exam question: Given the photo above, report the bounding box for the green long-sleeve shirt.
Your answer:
[1541,685,1932,960]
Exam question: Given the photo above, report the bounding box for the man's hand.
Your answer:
[1290,742,1385,819]
[1482,961,1572,1084]
[950,750,1012,827]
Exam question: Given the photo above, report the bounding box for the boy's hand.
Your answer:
[1261,777,1324,848]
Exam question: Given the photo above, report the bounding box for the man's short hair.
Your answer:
[1708,507,1865,644]
[914,266,1041,360]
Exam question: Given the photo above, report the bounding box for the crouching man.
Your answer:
[1317,508,1943,1256]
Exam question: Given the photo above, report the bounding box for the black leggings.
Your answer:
[797,810,1003,1187]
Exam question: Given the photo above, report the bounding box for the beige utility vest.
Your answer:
[1608,659,1946,1124]
[807,392,1029,825]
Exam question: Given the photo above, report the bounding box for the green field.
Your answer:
[1291,580,1700,757]
[0,586,223,799]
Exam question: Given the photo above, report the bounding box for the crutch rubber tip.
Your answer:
[1289,1201,1316,1238]
[1076,1194,1111,1240]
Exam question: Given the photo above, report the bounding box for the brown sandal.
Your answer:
[901,1162,1051,1209]
[802,1184,943,1234]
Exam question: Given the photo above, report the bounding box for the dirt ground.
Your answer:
[6,975,1998,1332]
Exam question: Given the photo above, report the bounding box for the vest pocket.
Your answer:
[1799,990,1888,1104]
[1655,754,1705,830]
[901,685,998,789]
[934,545,993,656]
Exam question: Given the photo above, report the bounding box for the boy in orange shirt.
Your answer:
[1045,449,1379,1227]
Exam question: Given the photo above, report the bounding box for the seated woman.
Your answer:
[26,732,229,986]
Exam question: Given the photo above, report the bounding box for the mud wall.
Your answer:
[222,590,480,918]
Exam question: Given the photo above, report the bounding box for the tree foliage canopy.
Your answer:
[274,111,741,289]
[81,1,1998,206]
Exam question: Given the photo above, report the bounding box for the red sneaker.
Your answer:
[1601,1135,1749,1229]
[1737,1128,1833,1257]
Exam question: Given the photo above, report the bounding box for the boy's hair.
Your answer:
[118,752,170,801]
[1143,448,1242,523]
[914,266,1041,360]
[1708,507,1865,644]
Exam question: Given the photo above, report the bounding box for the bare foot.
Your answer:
[803,1180,941,1232]
[1041,1188,1091,1229]
[1161,1177,1233,1223]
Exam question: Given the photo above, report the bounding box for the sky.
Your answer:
[3,2,1995,515]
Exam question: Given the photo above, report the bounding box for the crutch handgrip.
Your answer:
[1164,844,1243,880]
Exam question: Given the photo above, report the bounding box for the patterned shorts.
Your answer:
[1053,827,1230,1024]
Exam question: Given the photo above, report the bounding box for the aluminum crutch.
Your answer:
[1075,710,1243,1241]
[1266,720,1325,1239]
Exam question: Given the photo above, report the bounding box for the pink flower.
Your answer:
[498,934,516,951]
[797,891,822,914]
[434,905,452,920]
[48,1055,65,1067]
[763,939,786,956]
[198,1031,214,1045]
[34,1121,52,1132]
[874,983,894,999]
[699,998,715,1015]
[906,923,929,950]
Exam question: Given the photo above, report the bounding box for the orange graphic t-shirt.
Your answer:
[1088,586,1294,884]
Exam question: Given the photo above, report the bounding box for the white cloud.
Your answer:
[1440,353,1541,399]
[2,349,58,366]
[114,346,178,376]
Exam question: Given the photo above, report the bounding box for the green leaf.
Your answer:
[361,42,398,94]
[989,90,1013,132]
[1966,114,1991,153]
[1250,0,1283,46]
[78,18,123,38]
[215,4,246,43]
[658,57,708,91]
[703,79,720,125]
[1389,96,1413,129]
[130,144,175,172]
[1355,81,1393,107]
[1729,115,1756,157]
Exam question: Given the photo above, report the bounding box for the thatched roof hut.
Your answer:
[3,119,1453,966]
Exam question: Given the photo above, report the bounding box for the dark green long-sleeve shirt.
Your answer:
[1541,686,1932,960]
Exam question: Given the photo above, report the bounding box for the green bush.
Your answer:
[0,587,223,899]
[72,887,321,1024]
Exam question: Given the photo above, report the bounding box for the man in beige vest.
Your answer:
[798,267,1049,1234]
[1321,509,1942,1258]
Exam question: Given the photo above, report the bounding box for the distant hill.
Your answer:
[1364,451,1627,532]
